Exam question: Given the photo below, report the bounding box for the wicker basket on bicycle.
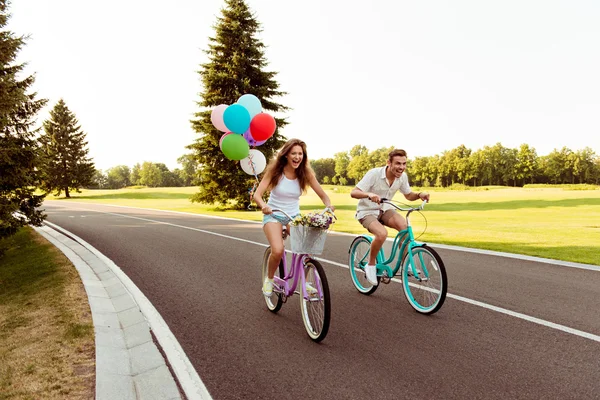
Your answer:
[290,225,328,255]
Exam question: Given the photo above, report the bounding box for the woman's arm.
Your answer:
[253,172,273,214]
[308,174,335,211]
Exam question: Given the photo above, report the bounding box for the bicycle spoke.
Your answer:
[348,236,378,294]
[299,259,330,342]
[402,246,447,314]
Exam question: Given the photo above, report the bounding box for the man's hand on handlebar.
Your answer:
[367,193,381,204]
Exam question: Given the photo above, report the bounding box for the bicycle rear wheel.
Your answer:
[262,247,284,313]
[402,245,447,314]
[299,258,331,342]
[348,236,378,295]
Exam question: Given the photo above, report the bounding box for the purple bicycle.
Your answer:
[261,208,335,342]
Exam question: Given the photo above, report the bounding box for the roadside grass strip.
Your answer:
[0,228,95,399]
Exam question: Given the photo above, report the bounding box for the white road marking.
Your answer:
[46,204,600,344]
[45,200,600,272]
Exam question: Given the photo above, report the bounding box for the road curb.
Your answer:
[34,222,212,400]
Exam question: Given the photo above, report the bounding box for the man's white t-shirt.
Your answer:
[355,166,411,220]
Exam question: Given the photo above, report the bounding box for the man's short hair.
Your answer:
[388,149,407,162]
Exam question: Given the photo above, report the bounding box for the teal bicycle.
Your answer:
[348,199,447,314]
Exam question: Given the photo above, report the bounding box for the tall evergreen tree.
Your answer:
[38,99,95,197]
[188,0,288,208]
[0,0,47,242]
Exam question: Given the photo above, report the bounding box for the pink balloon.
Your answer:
[243,129,267,147]
[211,104,229,132]
[219,132,233,149]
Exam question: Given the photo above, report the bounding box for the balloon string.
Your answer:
[247,152,261,210]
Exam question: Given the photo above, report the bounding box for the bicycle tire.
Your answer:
[262,247,284,313]
[402,245,447,314]
[299,258,331,342]
[348,236,379,295]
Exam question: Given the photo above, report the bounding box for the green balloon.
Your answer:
[221,133,249,161]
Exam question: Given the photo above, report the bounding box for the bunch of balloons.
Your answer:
[211,94,276,176]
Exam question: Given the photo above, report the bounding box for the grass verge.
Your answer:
[0,228,95,399]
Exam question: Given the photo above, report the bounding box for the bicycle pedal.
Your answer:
[379,272,391,284]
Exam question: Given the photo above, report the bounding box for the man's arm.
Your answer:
[350,187,381,203]
[350,169,380,202]
[403,191,430,202]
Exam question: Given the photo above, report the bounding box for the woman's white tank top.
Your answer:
[267,175,301,216]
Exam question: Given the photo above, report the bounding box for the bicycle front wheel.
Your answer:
[299,258,331,342]
[402,245,447,315]
[262,247,284,313]
[348,236,378,295]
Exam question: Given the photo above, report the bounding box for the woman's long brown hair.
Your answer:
[264,138,314,193]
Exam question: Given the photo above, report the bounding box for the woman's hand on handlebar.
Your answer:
[323,205,337,219]
[261,205,273,215]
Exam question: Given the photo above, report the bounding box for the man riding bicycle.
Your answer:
[350,149,430,286]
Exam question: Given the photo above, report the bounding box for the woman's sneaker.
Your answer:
[262,278,274,297]
[365,264,378,286]
[305,282,318,296]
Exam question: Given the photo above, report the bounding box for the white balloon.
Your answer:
[240,149,267,175]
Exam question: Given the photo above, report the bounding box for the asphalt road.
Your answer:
[42,201,600,400]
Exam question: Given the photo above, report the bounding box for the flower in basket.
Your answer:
[291,211,335,230]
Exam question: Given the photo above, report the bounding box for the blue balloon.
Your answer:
[237,94,262,118]
[223,104,251,134]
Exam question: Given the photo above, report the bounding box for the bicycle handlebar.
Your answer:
[380,198,427,212]
[269,207,337,221]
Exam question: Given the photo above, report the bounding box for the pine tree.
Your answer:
[188,0,288,208]
[0,0,48,242]
[38,99,95,198]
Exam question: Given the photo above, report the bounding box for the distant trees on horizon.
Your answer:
[89,141,599,190]
[311,143,600,187]
[90,154,200,189]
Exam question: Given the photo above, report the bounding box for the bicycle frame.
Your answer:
[263,208,335,341]
[274,252,324,300]
[357,200,430,281]
[268,208,331,300]
[348,199,447,314]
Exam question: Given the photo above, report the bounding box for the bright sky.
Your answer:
[8,0,600,171]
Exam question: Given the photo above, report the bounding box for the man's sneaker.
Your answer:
[262,278,274,297]
[305,282,318,296]
[365,264,378,286]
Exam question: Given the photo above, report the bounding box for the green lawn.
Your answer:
[45,185,600,266]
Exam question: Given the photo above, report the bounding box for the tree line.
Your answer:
[311,144,600,187]
[91,154,199,189]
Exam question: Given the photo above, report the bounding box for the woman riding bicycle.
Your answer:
[253,138,335,297]
[350,149,429,286]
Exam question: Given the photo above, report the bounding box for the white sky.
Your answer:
[7,0,600,171]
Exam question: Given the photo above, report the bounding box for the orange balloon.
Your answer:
[249,113,276,141]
